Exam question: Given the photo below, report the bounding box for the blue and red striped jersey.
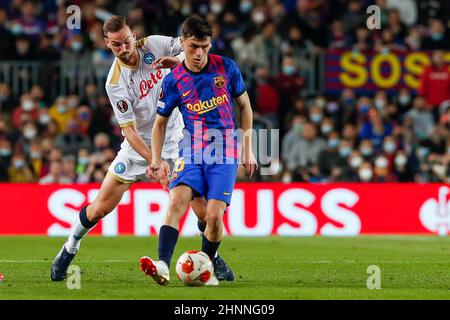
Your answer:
[157,54,246,161]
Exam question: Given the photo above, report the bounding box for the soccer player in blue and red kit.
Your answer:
[139,15,257,286]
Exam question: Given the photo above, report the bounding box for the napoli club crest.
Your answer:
[114,162,126,174]
[116,100,128,113]
[214,76,226,88]
[143,52,155,64]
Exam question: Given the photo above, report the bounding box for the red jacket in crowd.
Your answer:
[418,64,450,107]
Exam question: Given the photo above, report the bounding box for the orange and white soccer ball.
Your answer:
[175,250,213,286]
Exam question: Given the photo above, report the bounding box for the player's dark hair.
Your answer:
[103,15,128,37]
[181,15,212,40]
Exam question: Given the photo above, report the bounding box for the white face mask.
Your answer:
[210,2,223,14]
[282,173,292,183]
[350,156,363,169]
[252,11,265,24]
[22,100,34,111]
[30,151,41,159]
[39,114,51,125]
[14,159,25,169]
[0,149,11,157]
[375,157,388,169]
[394,155,407,167]
[24,128,37,139]
[383,141,396,154]
[57,104,67,114]
[359,168,373,181]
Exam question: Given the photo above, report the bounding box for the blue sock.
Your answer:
[202,235,221,260]
[158,225,179,268]
[197,219,206,233]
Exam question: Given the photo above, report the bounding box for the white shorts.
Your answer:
[108,149,177,184]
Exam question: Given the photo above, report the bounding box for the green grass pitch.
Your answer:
[0,236,449,300]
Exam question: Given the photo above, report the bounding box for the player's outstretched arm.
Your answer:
[149,52,185,70]
[147,114,169,183]
[122,123,152,164]
[235,91,258,179]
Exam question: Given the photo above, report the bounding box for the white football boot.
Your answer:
[140,256,170,286]
[205,274,219,286]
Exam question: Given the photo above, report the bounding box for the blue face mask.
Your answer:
[71,41,83,52]
[282,65,296,76]
[361,147,373,157]
[359,104,370,114]
[328,139,340,149]
[431,33,444,41]
[417,147,430,160]
[240,1,253,13]
[339,147,351,158]
[310,114,322,123]
[399,95,410,105]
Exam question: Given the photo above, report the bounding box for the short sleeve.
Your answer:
[226,58,246,98]
[106,84,135,128]
[156,77,179,117]
[147,35,183,57]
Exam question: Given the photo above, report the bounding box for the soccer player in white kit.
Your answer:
[50,15,234,282]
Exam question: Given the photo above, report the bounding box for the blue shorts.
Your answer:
[169,158,238,206]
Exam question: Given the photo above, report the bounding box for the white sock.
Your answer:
[65,215,94,254]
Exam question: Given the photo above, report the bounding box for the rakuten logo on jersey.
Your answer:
[139,70,163,99]
[419,186,450,236]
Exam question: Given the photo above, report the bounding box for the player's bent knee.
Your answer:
[168,197,189,217]
[205,214,221,229]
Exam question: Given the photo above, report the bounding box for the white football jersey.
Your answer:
[105,35,184,160]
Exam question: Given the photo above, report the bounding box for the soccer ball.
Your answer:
[175,250,213,286]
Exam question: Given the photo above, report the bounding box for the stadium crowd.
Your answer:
[0,0,449,183]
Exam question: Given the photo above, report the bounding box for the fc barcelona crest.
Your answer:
[214,76,226,88]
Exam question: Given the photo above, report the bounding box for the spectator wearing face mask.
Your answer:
[347,150,363,180]
[48,96,77,133]
[308,104,324,127]
[421,19,450,50]
[318,132,348,177]
[357,161,374,183]
[320,117,335,139]
[27,138,44,178]
[359,139,375,161]
[8,152,35,183]
[278,54,305,133]
[381,135,398,160]
[373,154,396,182]
[76,148,91,177]
[0,137,12,181]
[396,88,413,115]
[12,93,40,129]
[393,150,415,182]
